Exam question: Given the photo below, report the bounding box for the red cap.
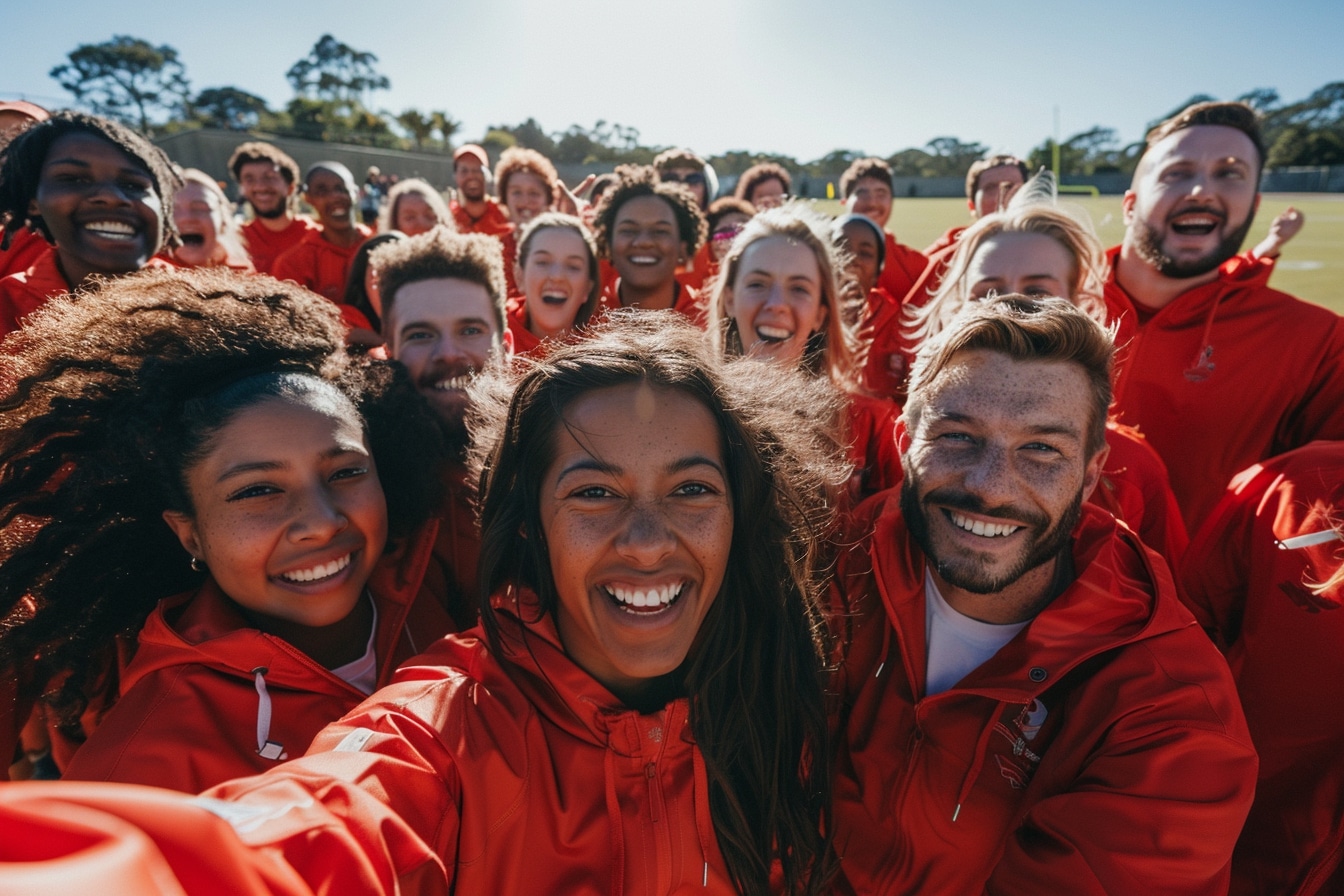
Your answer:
[0,101,50,123]
[454,144,489,167]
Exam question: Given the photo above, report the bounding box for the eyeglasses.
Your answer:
[662,171,706,187]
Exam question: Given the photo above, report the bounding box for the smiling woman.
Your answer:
[0,267,451,791]
[0,311,849,896]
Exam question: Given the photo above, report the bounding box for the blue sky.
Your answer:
[3,0,1341,161]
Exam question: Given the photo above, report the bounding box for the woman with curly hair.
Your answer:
[591,164,707,320]
[0,311,845,896]
[0,110,180,339]
[708,202,902,498]
[0,267,453,790]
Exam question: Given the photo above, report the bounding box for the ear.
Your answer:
[1080,443,1110,503]
[500,326,515,360]
[27,198,40,218]
[1253,192,1262,217]
[1121,190,1137,225]
[162,510,203,561]
[721,283,735,316]
[967,198,976,214]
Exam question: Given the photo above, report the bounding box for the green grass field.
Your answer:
[812,194,1343,314]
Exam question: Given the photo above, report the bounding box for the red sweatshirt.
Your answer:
[599,278,706,326]
[62,523,452,793]
[877,232,930,306]
[1180,441,1344,896]
[0,590,755,894]
[1105,247,1344,530]
[271,225,371,303]
[0,250,175,342]
[449,198,511,237]
[830,499,1256,894]
[240,216,318,275]
[0,228,51,279]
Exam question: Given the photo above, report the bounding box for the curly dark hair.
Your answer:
[734,162,792,205]
[0,110,181,251]
[343,230,407,332]
[0,267,447,726]
[467,310,846,895]
[227,140,302,187]
[590,164,707,259]
[838,157,893,199]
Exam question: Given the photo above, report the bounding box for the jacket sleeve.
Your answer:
[984,639,1258,896]
[1278,315,1344,452]
[0,680,476,895]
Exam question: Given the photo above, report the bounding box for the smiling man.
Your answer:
[830,295,1256,894]
[272,161,371,304]
[374,228,513,630]
[227,141,316,275]
[1107,101,1344,529]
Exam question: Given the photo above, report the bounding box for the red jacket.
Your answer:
[1105,247,1344,530]
[0,250,177,342]
[0,590,750,894]
[845,391,901,497]
[1180,442,1344,896]
[449,198,511,237]
[271,225,371,303]
[599,278,706,326]
[62,523,453,793]
[830,498,1256,895]
[428,464,482,633]
[240,216,318,275]
[876,232,930,307]
[0,228,51,279]
[503,293,544,356]
[1094,420,1190,564]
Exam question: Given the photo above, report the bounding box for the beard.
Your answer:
[251,200,289,220]
[1131,207,1256,279]
[900,477,1082,596]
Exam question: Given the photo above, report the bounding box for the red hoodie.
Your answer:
[239,216,318,275]
[830,498,1256,895]
[1180,441,1344,896]
[0,590,756,895]
[1105,247,1344,530]
[62,523,453,793]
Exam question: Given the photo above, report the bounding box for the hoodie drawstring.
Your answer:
[1184,290,1222,381]
[251,667,287,760]
[691,746,713,887]
[952,701,1002,822]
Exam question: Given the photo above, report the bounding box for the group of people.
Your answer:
[0,94,1339,895]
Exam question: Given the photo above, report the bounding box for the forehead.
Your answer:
[527,227,588,255]
[45,132,149,172]
[616,194,676,225]
[1143,124,1260,173]
[549,383,724,470]
[306,168,352,189]
[740,235,821,276]
[199,392,364,464]
[177,181,219,204]
[977,164,1025,189]
[853,176,891,194]
[239,159,283,176]
[390,277,497,330]
[841,220,880,249]
[969,232,1074,280]
[507,170,548,191]
[917,349,1092,435]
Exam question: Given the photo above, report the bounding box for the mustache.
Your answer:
[922,486,1049,529]
[1167,203,1226,224]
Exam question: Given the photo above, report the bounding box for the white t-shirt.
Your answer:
[330,596,378,696]
[924,570,1027,697]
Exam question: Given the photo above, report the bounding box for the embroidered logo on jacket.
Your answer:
[992,699,1052,790]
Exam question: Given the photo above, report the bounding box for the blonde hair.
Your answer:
[905,173,1106,345]
[377,177,453,235]
[707,202,862,391]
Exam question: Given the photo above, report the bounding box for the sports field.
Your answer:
[813,194,1344,314]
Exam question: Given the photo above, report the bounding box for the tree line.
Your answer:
[44,34,1344,182]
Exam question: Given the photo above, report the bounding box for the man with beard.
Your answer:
[448,144,510,238]
[227,142,316,275]
[1107,101,1344,529]
[373,228,513,629]
[829,295,1256,895]
[273,162,371,305]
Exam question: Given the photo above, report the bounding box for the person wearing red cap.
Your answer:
[227,141,317,275]
[449,144,510,237]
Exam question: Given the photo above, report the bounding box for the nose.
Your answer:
[432,333,469,364]
[89,178,134,206]
[288,485,348,543]
[961,442,1015,503]
[762,282,787,309]
[615,503,677,567]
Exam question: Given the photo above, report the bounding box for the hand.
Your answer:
[556,174,596,218]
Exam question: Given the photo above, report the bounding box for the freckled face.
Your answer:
[723,235,827,368]
[900,350,1105,607]
[539,384,733,702]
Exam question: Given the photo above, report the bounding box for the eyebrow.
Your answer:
[45,156,150,176]
[927,410,1083,440]
[555,453,726,485]
[215,445,366,484]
